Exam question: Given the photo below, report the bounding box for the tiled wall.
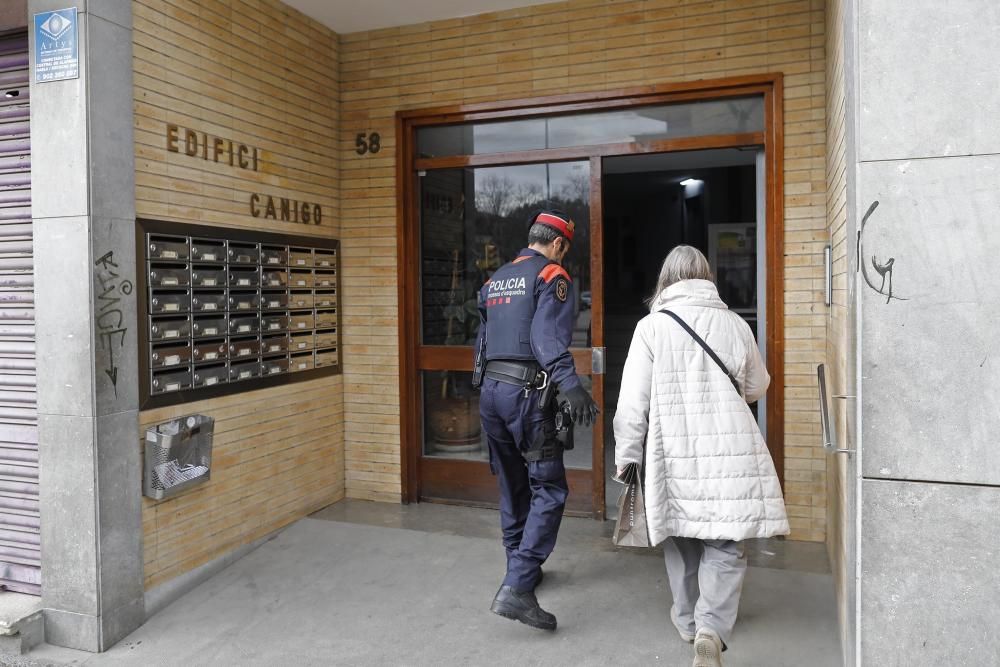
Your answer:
[339,0,830,541]
[132,0,343,589]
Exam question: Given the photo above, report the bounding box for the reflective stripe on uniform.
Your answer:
[539,264,569,284]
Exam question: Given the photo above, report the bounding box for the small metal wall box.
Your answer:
[144,414,214,500]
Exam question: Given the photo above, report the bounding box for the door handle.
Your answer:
[592,347,606,375]
[817,364,855,455]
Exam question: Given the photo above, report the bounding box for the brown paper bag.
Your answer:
[612,463,650,547]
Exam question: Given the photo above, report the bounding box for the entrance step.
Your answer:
[0,593,43,656]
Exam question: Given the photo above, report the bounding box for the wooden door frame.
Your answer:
[396,73,785,509]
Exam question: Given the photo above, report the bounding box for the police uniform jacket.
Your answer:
[476,248,580,392]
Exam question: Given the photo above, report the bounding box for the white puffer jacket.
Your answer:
[613,279,789,544]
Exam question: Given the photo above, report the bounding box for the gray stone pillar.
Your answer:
[30,0,143,652]
[853,0,1000,664]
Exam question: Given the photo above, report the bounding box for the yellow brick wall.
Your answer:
[133,0,343,589]
[823,0,851,646]
[340,0,830,541]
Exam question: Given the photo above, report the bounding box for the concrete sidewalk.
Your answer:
[24,501,840,666]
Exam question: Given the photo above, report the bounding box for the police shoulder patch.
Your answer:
[555,278,569,302]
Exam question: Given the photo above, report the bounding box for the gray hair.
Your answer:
[647,245,713,306]
[527,223,561,246]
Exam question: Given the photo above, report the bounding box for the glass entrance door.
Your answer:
[600,148,770,511]
[401,81,783,515]
[415,160,603,516]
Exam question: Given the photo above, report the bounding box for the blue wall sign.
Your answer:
[34,8,79,83]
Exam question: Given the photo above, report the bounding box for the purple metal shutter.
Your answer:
[0,33,39,595]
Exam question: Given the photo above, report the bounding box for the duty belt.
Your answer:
[485,360,549,395]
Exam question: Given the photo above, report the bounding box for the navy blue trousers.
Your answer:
[479,378,568,592]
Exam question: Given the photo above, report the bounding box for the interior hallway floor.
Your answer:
[23,500,840,667]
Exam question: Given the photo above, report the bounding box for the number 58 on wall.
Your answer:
[355,132,381,155]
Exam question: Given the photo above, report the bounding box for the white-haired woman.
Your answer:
[613,245,788,667]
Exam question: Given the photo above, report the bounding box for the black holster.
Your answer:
[555,400,574,451]
[523,388,573,463]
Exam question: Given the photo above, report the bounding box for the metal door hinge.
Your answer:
[591,347,606,375]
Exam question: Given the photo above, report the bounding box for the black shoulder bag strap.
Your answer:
[659,309,741,394]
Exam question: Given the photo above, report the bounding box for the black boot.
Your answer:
[490,585,557,631]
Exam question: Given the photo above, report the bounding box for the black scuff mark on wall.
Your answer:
[857,200,909,304]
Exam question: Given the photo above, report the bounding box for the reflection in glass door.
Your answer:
[416,160,598,513]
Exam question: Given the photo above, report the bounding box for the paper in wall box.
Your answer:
[143,414,214,500]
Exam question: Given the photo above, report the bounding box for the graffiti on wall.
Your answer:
[94,251,133,397]
[858,200,909,304]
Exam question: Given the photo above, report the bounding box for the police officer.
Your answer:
[473,209,599,631]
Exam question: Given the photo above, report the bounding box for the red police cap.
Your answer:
[534,211,575,242]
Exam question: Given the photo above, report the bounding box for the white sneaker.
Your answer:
[693,628,723,667]
[670,605,695,643]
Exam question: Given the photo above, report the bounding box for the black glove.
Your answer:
[563,385,599,427]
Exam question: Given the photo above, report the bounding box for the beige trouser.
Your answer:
[663,536,747,648]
